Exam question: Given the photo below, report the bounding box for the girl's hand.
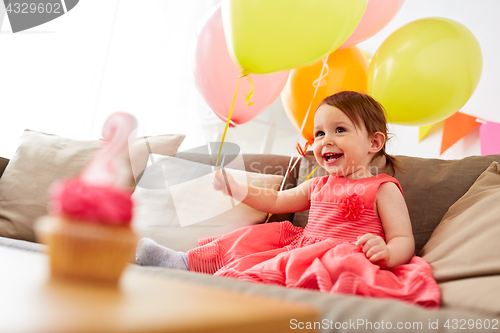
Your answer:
[355,233,390,267]
[212,169,237,197]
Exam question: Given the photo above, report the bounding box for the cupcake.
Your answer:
[37,178,137,285]
[36,112,138,285]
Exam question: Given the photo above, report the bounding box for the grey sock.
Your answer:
[135,238,189,270]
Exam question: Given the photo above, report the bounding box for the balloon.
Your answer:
[193,6,289,125]
[340,0,405,49]
[282,46,369,143]
[367,18,482,126]
[221,0,368,74]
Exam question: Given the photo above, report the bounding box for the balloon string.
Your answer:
[304,166,319,181]
[264,153,299,224]
[299,54,330,139]
[312,58,330,88]
[272,54,330,212]
[293,54,329,157]
[264,164,319,224]
[281,154,301,192]
[264,154,300,223]
[215,76,242,168]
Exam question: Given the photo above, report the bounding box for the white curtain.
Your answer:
[0,0,220,158]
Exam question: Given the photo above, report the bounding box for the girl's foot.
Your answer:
[135,238,189,270]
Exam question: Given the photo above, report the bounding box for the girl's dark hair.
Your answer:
[318,91,403,175]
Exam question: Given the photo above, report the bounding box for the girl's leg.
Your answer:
[135,238,189,270]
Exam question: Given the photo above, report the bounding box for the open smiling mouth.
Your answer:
[323,153,343,163]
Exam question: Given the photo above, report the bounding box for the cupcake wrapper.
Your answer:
[36,217,138,285]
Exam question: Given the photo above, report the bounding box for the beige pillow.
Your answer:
[438,276,500,315]
[132,157,284,252]
[128,133,186,183]
[0,130,101,242]
[420,161,500,314]
[0,130,185,242]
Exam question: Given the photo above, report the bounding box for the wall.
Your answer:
[0,0,220,159]
[1,0,498,160]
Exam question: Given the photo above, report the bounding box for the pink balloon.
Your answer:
[193,6,289,125]
[339,0,405,49]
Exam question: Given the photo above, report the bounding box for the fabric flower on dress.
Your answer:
[339,194,365,220]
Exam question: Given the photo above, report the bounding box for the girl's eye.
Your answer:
[335,127,346,133]
[314,131,325,138]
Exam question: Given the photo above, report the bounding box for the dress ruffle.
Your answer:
[188,221,440,309]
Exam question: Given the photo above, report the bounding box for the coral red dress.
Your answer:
[187,174,441,308]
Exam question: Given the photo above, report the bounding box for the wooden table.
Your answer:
[0,245,318,333]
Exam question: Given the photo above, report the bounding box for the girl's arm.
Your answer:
[356,182,415,268]
[213,169,312,214]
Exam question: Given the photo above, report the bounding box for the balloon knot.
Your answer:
[239,69,251,78]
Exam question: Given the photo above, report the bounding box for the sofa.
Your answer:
[1,129,500,332]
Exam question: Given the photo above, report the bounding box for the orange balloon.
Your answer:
[281,46,369,144]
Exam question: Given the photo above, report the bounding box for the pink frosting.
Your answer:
[49,178,133,226]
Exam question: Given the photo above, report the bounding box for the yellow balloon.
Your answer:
[367,18,482,126]
[221,0,368,74]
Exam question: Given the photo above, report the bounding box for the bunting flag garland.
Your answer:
[419,125,434,142]
[479,121,500,156]
[440,112,481,155]
[418,122,443,142]
[418,112,499,156]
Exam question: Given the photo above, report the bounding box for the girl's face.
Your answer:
[313,104,379,179]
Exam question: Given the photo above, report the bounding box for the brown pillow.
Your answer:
[420,162,500,314]
[0,157,8,179]
[0,130,185,242]
[295,151,500,254]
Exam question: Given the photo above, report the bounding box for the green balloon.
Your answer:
[368,17,482,126]
[222,0,368,74]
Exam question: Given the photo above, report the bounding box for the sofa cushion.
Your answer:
[0,130,185,243]
[420,161,500,315]
[438,276,500,315]
[295,151,500,255]
[137,265,500,329]
[133,156,285,252]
